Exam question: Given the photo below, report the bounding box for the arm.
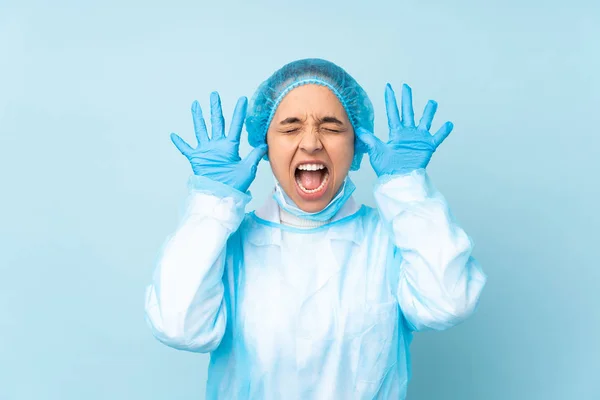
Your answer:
[144,176,250,352]
[374,170,486,331]
[145,92,266,352]
[358,83,487,331]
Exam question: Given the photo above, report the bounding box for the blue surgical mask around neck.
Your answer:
[273,177,356,222]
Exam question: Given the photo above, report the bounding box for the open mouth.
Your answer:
[294,163,330,199]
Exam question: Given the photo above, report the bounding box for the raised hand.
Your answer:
[357,83,453,177]
[171,92,268,193]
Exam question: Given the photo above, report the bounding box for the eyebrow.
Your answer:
[279,117,303,125]
[278,116,344,125]
[317,116,344,125]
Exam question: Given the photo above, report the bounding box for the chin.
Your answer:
[293,197,332,213]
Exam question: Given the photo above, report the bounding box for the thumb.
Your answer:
[170,133,193,156]
[432,121,454,148]
[243,144,268,169]
[356,128,383,155]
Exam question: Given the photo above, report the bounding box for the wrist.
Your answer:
[374,169,431,202]
[188,175,252,204]
[376,166,419,178]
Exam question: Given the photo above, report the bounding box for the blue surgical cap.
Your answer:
[246,58,374,171]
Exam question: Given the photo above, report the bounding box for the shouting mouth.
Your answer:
[294,162,330,200]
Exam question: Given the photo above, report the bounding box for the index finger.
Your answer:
[385,84,402,141]
[228,96,248,143]
[191,100,209,145]
[210,92,225,140]
[401,83,415,128]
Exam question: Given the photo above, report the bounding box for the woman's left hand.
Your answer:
[357,83,453,177]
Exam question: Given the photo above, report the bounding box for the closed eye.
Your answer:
[318,116,346,133]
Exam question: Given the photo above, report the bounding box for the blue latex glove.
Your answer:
[170,92,268,193]
[357,83,453,177]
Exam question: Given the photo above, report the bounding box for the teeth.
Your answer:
[296,171,329,194]
[297,163,325,171]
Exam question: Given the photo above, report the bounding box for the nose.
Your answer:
[298,129,323,154]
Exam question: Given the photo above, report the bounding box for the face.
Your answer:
[266,84,355,213]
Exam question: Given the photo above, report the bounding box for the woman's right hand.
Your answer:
[170,91,268,193]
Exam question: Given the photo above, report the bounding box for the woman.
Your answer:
[145,59,486,399]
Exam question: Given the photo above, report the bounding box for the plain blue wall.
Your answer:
[1,1,599,399]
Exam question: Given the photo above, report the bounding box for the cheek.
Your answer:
[267,136,294,176]
[325,135,355,169]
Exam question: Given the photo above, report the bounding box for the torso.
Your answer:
[207,203,412,400]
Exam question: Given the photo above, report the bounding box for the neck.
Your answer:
[279,207,330,229]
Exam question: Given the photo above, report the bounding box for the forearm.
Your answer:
[144,175,250,352]
[375,169,486,331]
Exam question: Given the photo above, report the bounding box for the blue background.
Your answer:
[1,1,598,399]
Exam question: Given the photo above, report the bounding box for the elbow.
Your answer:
[144,288,227,353]
[403,298,481,332]
[145,309,226,353]
[401,268,487,332]
[435,292,484,331]
[440,276,487,330]
[403,306,468,333]
[446,258,488,327]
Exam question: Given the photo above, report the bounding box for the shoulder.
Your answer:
[357,204,381,227]
[231,211,276,247]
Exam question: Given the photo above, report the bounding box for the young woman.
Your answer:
[145,58,486,399]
